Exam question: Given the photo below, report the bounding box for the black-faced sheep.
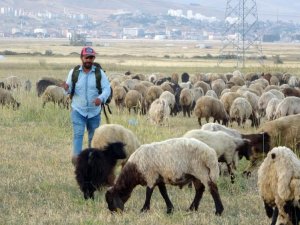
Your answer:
[0,88,20,110]
[201,123,271,176]
[194,96,229,126]
[183,129,251,183]
[258,146,300,225]
[91,124,141,167]
[105,137,224,215]
[75,142,127,200]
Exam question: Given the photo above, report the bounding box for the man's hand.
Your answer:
[62,82,69,92]
[93,98,102,106]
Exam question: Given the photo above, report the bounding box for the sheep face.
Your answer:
[105,189,125,212]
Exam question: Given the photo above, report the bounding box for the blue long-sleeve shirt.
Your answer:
[65,65,111,118]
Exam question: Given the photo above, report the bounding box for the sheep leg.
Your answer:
[157,183,174,214]
[198,117,202,126]
[208,181,224,215]
[141,186,155,212]
[189,180,205,211]
[264,201,274,218]
[270,206,278,225]
[226,163,235,184]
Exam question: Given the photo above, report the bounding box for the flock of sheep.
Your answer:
[1,70,300,224]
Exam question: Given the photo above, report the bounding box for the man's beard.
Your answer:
[83,62,92,69]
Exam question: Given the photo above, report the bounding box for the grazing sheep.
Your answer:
[159,91,176,115]
[0,88,20,110]
[211,79,226,97]
[41,85,69,109]
[3,75,22,90]
[91,124,141,167]
[258,146,300,225]
[282,87,300,97]
[75,142,127,200]
[264,85,281,93]
[145,85,163,110]
[229,76,245,86]
[229,97,254,127]
[148,98,170,125]
[266,98,282,121]
[194,81,211,94]
[124,90,143,114]
[201,123,271,176]
[183,129,251,183]
[105,137,224,215]
[259,114,300,150]
[171,72,179,84]
[194,96,229,126]
[275,97,300,119]
[258,91,277,117]
[113,85,127,111]
[205,90,218,99]
[36,77,64,97]
[220,92,243,114]
[179,88,193,117]
[160,81,174,94]
[288,76,300,88]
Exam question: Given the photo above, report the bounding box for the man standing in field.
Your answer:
[63,47,111,166]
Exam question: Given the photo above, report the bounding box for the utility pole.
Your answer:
[218,0,263,67]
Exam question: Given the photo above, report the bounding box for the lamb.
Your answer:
[194,96,229,126]
[182,129,251,183]
[41,85,69,109]
[91,124,141,167]
[148,98,170,125]
[259,114,300,150]
[274,96,300,119]
[75,142,127,200]
[201,123,271,176]
[257,146,300,225]
[105,137,224,215]
[0,88,20,110]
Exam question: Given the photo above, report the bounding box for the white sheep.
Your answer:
[41,85,69,109]
[229,97,253,127]
[159,91,175,115]
[274,96,300,119]
[266,98,282,121]
[148,98,170,125]
[201,122,271,176]
[105,137,224,215]
[258,91,277,117]
[91,123,141,167]
[183,129,251,183]
[258,146,300,225]
[3,75,22,90]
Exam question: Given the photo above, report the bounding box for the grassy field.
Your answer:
[0,38,299,225]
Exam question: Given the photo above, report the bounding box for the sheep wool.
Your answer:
[258,146,300,225]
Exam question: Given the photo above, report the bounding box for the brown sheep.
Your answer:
[124,90,143,114]
[259,114,300,150]
[194,96,229,126]
[179,88,193,117]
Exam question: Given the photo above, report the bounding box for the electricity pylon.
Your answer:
[218,0,263,67]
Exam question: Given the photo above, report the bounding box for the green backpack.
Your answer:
[70,62,112,105]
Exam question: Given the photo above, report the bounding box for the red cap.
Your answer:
[81,47,96,56]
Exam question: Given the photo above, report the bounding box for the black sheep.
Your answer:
[75,142,126,200]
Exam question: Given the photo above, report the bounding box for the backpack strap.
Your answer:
[94,64,102,95]
[70,65,81,100]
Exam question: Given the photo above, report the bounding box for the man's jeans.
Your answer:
[71,110,100,156]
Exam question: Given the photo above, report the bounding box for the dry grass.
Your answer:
[0,39,299,225]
